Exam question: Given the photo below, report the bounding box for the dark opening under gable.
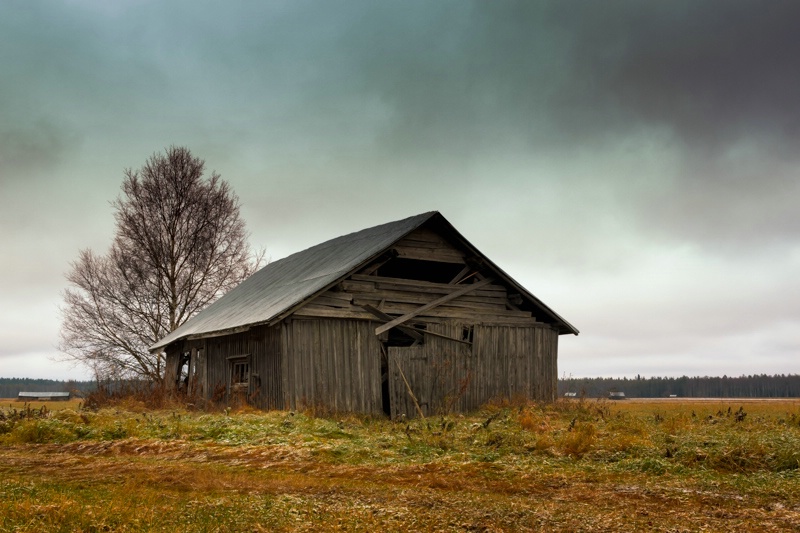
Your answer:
[376,258,466,284]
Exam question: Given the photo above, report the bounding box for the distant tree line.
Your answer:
[0,378,96,399]
[559,374,800,398]
[4,375,798,402]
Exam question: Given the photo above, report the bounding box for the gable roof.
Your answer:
[150,211,578,352]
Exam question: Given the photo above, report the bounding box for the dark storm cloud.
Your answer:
[550,1,800,150]
[316,1,800,154]
[311,0,800,250]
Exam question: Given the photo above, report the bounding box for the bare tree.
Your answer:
[60,146,262,381]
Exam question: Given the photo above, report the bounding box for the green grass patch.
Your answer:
[1,399,799,531]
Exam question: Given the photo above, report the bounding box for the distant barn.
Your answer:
[17,392,70,402]
[151,212,578,418]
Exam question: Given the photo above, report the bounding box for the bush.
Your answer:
[6,419,78,444]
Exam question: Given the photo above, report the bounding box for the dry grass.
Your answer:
[1,398,799,531]
[0,398,84,411]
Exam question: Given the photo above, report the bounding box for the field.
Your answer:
[1,398,799,532]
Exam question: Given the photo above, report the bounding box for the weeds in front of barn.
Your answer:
[1,398,799,531]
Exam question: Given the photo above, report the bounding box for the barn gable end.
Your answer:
[152,212,577,417]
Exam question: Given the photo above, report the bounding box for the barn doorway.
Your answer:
[387,345,429,419]
[385,333,474,419]
[380,326,425,417]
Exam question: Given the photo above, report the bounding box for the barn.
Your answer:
[150,212,578,418]
[17,392,70,402]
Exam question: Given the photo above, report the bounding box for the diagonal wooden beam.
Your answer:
[361,304,424,341]
[375,278,494,335]
[361,305,471,345]
[448,265,472,284]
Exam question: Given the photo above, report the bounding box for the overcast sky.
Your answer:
[1,1,798,382]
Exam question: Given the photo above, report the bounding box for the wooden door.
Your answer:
[387,346,430,419]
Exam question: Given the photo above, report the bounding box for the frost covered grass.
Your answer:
[1,399,799,531]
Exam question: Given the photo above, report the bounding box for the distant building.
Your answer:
[17,392,70,401]
[564,392,577,397]
[608,391,626,400]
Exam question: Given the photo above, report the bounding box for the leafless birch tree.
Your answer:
[60,146,262,381]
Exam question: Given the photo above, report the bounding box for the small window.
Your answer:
[461,325,474,343]
[230,358,250,391]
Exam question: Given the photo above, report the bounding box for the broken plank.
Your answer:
[340,280,376,293]
[350,273,506,292]
[393,246,465,264]
[372,282,507,299]
[375,278,494,335]
[364,302,533,319]
[360,304,424,341]
[400,228,450,243]
[315,290,354,301]
[294,305,375,320]
[353,297,507,313]
[449,265,472,284]
[308,296,354,308]
[352,289,507,306]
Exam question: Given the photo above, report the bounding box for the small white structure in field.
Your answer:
[17,392,70,402]
[608,391,626,400]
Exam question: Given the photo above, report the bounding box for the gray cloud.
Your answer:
[1,1,798,380]
[0,120,79,179]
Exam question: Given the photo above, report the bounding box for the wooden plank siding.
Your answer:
[295,274,540,327]
[391,228,466,264]
[250,324,283,409]
[389,322,559,418]
[202,325,283,409]
[282,318,384,415]
[166,275,558,416]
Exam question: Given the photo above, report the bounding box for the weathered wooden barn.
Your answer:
[150,212,578,417]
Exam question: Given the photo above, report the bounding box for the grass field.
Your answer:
[1,398,798,532]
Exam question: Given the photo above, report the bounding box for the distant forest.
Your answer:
[559,374,800,398]
[0,378,96,399]
[2,375,799,401]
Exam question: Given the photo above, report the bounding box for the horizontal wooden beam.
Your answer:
[392,246,465,264]
[375,278,493,335]
[350,274,505,292]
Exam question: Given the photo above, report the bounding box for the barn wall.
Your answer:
[206,331,246,402]
[471,324,559,402]
[203,325,283,409]
[388,322,558,418]
[282,318,384,414]
[251,324,283,409]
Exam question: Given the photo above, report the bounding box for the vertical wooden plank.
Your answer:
[281,322,291,410]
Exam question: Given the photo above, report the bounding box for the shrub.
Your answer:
[6,419,78,444]
[560,421,596,458]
